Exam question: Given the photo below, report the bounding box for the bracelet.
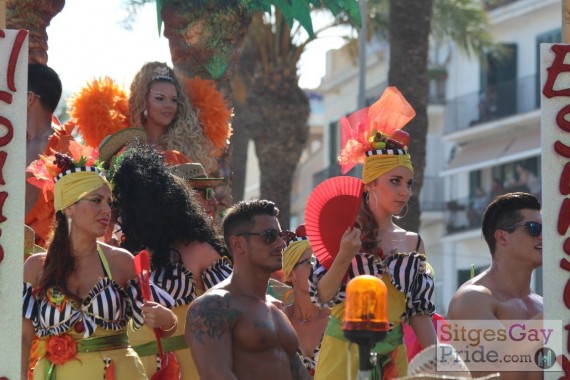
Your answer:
[160,314,178,332]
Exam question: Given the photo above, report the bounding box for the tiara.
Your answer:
[152,66,173,82]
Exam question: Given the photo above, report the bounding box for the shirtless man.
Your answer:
[25,64,73,248]
[185,199,310,379]
[447,192,543,379]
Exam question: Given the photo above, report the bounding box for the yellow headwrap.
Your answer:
[54,170,109,211]
[362,152,414,184]
[282,240,311,282]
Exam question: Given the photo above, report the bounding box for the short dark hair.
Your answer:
[222,200,279,252]
[482,192,541,255]
[28,63,62,113]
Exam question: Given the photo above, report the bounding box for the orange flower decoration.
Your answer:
[45,334,77,365]
[26,140,102,201]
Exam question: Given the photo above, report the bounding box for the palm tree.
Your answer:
[237,12,313,228]
[6,0,64,64]
[387,0,433,232]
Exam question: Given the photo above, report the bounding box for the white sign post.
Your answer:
[541,42,570,380]
[0,28,28,379]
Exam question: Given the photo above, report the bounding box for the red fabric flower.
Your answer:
[45,334,77,365]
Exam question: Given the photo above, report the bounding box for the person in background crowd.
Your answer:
[282,225,330,378]
[25,63,74,248]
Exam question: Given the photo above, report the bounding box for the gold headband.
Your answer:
[282,240,311,282]
[54,169,109,211]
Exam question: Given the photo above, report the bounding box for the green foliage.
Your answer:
[206,54,230,79]
[368,0,500,59]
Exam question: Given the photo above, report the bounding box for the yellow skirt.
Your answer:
[129,305,198,380]
[32,329,146,380]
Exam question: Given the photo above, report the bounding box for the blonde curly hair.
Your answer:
[128,61,217,174]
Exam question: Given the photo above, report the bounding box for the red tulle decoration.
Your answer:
[339,87,415,174]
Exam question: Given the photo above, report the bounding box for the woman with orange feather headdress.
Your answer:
[308,87,438,379]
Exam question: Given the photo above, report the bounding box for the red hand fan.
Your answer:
[134,250,164,357]
[305,176,364,270]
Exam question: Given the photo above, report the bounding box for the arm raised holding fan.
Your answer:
[315,227,361,304]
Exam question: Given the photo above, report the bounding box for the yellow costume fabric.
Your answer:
[362,153,413,184]
[130,288,205,379]
[130,305,198,379]
[33,329,147,380]
[282,240,310,282]
[54,171,108,211]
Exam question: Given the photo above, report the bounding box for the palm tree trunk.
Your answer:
[6,0,64,64]
[388,0,433,232]
[160,1,251,102]
[247,74,309,229]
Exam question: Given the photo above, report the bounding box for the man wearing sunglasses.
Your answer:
[447,192,542,380]
[185,199,311,379]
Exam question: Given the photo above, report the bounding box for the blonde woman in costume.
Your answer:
[128,61,217,172]
[23,144,177,379]
[111,144,233,379]
[282,225,330,378]
[309,88,437,379]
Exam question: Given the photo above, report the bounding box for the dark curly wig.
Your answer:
[111,143,229,273]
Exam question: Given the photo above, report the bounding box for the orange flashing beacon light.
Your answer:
[343,275,389,372]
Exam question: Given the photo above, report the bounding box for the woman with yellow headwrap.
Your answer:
[22,143,177,380]
[282,225,330,378]
[308,87,437,380]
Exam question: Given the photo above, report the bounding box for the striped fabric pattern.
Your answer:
[308,250,435,319]
[364,148,408,157]
[201,257,233,290]
[54,166,100,182]
[23,278,132,338]
[151,257,233,307]
[128,278,176,330]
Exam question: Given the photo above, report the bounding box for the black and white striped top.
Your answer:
[309,251,435,321]
[23,278,175,338]
[150,257,233,307]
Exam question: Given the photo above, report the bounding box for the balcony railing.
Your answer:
[419,176,445,212]
[483,0,519,11]
[444,74,539,134]
[445,183,541,234]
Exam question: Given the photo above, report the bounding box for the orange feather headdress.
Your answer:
[181,76,233,157]
[67,77,130,148]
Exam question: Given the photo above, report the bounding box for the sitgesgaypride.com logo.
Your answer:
[436,320,563,373]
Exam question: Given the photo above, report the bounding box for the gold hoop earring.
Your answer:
[366,191,378,213]
[394,203,409,219]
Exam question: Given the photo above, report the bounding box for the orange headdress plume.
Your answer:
[181,76,233,157]
[67,77,130,148]
[338,87,415,174]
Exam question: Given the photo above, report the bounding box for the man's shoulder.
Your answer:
[448,280,496,319]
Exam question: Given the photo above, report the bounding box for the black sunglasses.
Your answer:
[501,221,542,237]
[236,229,288,245]
[294,256,316,268]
